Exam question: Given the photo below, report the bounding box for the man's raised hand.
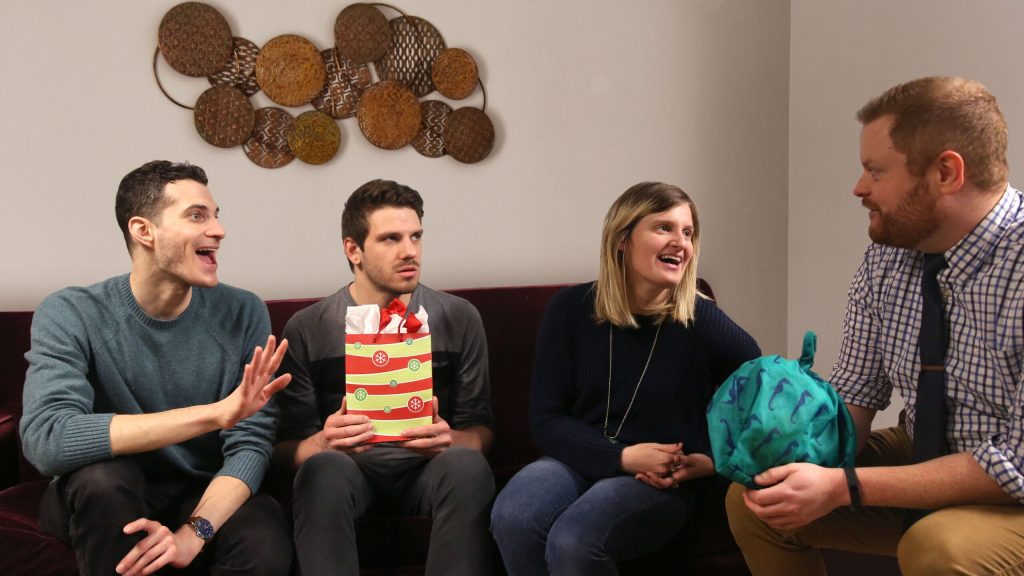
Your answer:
[218,335,291,429]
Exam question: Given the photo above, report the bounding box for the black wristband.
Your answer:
[844,467,861,511]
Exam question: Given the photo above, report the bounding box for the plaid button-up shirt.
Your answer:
[831,185,1024,503]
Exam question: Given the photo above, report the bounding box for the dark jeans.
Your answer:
[491,456,701,576]
[292,445,495,576]
[38,458,291,575]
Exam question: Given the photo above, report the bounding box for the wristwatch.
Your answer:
[843,467,861,511]
[187,516,216,543]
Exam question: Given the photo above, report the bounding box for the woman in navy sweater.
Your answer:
[491,182,760,575]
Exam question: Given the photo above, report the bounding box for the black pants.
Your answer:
[38,458,292,575]
[292,445,495,576]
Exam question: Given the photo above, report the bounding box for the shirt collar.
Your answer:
[941,184,1021,285]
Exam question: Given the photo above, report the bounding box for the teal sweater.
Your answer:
[20,274,277,493]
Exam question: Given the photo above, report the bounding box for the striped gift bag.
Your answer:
[345,330,433,442]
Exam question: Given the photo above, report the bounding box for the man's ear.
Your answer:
[343,237,361,268]
[128,216,155,250]
[934,150,966,195]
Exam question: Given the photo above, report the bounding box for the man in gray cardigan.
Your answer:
[273,179,496,576]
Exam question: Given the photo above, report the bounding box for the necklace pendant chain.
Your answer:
[603,322,662,443]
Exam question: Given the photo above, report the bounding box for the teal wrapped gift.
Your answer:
[706,331,857,488]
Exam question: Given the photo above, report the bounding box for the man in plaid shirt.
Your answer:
[727,76,1024,575]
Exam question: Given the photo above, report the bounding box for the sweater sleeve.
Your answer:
[697,298,762,388]
[446,298,495,430]
[528,287,625,480]
[215,293,277,494]
[20,291,116,476]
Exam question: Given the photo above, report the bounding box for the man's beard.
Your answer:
[362,258,419,297]
[868,178,942,249]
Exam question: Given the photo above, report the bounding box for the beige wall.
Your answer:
[789,0,1024,426]
[0,0,791,354]
[5,0,1022,440]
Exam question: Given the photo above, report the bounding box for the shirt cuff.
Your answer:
[972,438,1024,504]
[60,413,115,470]
[217,449,269,495]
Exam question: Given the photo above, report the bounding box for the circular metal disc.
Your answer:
[208,37,261,96]
[244,107,295,168]
[374,16,445,98]
[256,34,327,107]
[335,3,392,65]
[158,2,233,77]
[444,107,494,164]
[288,110,341,165]
[193,85,255,148]
[356,80,422,150]
[312,48,372,119]
[412,100,452,158]
[432,48,478,100]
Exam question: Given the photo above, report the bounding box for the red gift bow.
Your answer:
[378,298,423,333]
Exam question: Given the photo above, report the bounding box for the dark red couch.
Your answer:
[0,284,898,575]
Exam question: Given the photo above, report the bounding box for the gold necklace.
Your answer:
[603,322,662,443]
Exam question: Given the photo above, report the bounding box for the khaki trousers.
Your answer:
[725,426,1024,575]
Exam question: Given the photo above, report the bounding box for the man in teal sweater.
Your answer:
[20,160,293,575]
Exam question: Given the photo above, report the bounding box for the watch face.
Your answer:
[191,517,215,541]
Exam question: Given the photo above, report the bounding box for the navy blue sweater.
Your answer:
[529,283,761,480]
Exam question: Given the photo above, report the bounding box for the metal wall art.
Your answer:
[154,2,495,167]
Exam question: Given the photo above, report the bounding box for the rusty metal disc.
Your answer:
[244,107,295,168]
[356,80,422,150]
[288,110,341,165]
[207,37,261,96]
[335,3,392,65]
[193,85,255,148]
[311,48,372,120]
[255,34,327,107]
[374,16,446,98]
[444,106,494,164]
[431,48,478,100]
[158,2,233,77]
[412,100,452,158]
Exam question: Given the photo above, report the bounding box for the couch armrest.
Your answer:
[0,410,17,490]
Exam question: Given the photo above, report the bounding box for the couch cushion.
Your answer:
[0,479,77,575]
[446,286,563,478]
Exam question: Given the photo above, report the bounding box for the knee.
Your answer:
[897,516,965,576]
[432,447,495,505]
[222,496,293,576]
[725,481,758,543]
[491,486,535,541]
[293,451,361,514]
[493,459,575,542]
[64,459,144,504]
[545,521,590,570]
[295,451,360,493]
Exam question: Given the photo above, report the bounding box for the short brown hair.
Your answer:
[857,76,1008,190]
[115,160,208,254]
[341,179,424,271]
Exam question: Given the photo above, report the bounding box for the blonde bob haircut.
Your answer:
[594,181,704,328]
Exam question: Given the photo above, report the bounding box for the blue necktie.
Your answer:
[906,253,949,528]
